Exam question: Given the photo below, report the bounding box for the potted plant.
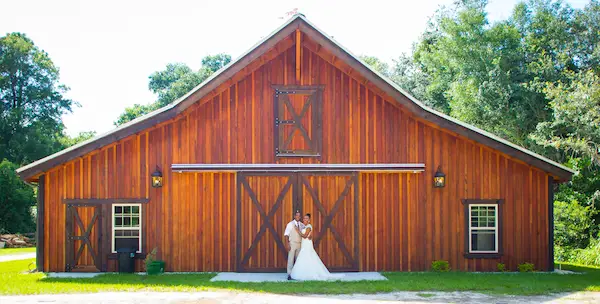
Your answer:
[144,247,165,275]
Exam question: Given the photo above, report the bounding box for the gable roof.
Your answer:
[17,14,575,182]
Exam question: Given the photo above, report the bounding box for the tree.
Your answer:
[394,0,600,257]
[531,71,600,165]
[554,199,594,250]
[0,160,35,233]
[359,55,391,77]
[115,54,232,126]
[58,131,97,148]
[412,0,549,146]
[113,103,159,126]
[389,54,432,109]
[0,33,75,165]
[201,53,232,73]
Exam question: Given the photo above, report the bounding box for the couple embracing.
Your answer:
[284,211,343,281]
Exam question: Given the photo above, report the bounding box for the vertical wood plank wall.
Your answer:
[42,32,550,272]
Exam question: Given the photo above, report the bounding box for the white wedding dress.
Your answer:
[290,224,344,281]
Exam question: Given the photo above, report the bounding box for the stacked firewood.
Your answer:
[0,233,35,248]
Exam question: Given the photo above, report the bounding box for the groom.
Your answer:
[284,210,304,280]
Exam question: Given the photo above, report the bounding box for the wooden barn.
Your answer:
[18,14,574,273]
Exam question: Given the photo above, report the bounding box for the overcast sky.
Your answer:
[1,0,589,136]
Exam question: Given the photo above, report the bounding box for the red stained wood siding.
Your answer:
[42,32,550,272]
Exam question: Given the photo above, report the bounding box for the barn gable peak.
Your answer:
[16,14,575,182]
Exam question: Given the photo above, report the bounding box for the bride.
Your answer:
[290,213,344,281]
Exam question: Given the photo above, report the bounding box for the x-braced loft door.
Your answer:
[236,172,359,272]
[65,204,102,272]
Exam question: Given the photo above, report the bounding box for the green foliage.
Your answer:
[530,71,600,165]
[360,55,391,77]
[0,33,75,165]
[0,160,35,233]
[572,236,600,266]
[58,131,97,148]
[518,262,535,272]
[201,53,232,73]
[6,258,599,295]
[113,103,159,126]
[413,0,550,145]
[497,263,506,272]
[431,260,450,272]
[115,54,232,126]
[144,247,158,269]
[370,0,600,265]
[554,200,595,250]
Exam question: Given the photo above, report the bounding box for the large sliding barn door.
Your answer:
[236,172,359,272]
[65,204,102,272]
[237,173,297,272]
[299,173,359,271]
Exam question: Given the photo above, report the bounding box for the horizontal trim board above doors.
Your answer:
[63,198,150,205]
[171,163,425,173]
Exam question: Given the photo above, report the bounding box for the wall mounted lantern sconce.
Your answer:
[434,166,446,188]
[151,166,163,188]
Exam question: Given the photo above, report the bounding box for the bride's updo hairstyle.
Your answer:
[306,213,311,218]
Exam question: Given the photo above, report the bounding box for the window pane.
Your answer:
[132,216,140,227]
[115,217,122,227]
[132,206,140,214]
[124,206,131,214]
[124,217,131,226]
[115,206,122,214]
[472,230,496,251]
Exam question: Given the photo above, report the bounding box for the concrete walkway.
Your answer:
[0,252,36,263]
[1,291,599,303]
[210,272,387,282]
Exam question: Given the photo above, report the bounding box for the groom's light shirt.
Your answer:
[284,219,305,237]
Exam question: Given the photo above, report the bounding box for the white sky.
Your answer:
[1,0,589,136]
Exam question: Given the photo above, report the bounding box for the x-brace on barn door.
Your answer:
[236,172,359,272]
[65,204,102,272]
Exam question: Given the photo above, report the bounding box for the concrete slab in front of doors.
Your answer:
[209,272,387,282]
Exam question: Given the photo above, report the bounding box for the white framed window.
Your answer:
[112,204,142,253]
[468,204,498,253]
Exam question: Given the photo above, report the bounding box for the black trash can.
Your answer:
[116,248,136,273]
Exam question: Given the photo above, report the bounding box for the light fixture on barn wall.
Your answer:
[434,166,446,188]
[151,166,163,188]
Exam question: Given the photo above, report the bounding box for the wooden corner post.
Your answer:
[36,174,45,272]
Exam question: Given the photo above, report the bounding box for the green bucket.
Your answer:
[146,260,165,275]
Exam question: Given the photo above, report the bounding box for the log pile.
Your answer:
[0,234,35,248]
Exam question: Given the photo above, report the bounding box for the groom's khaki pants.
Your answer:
[287,242,301,274]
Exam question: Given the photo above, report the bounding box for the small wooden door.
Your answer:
[236,173,297,272]
[65,204,102,272]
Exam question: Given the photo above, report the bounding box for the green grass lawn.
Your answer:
[0,247,36,256]
[0,259,599,296]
